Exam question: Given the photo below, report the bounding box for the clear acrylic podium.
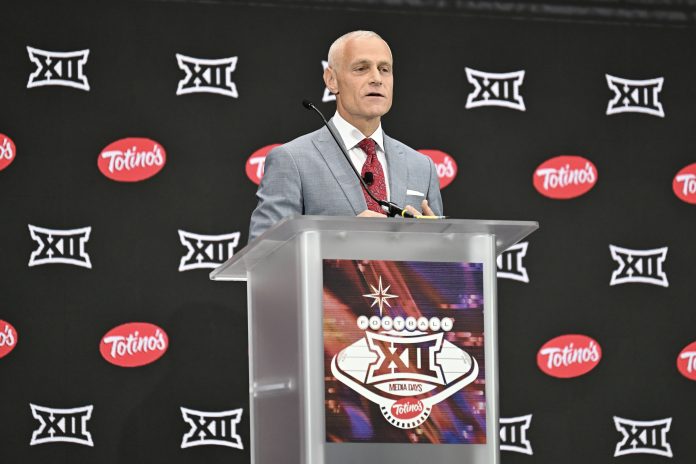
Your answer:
[210,216,538,464]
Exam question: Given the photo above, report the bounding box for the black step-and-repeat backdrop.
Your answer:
[2,1,696,463]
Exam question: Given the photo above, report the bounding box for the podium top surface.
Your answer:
[210,215,538,280]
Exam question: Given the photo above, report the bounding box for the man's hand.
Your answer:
[403,199,435,217]
[357,209,387,217]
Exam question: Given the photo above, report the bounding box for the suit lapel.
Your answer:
[384,134,407,209]
[312,123,366,215]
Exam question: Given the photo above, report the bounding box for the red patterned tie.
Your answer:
[357,138,387,213]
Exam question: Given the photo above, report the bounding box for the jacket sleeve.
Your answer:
[426,157,444,216]
[248,145,303,242]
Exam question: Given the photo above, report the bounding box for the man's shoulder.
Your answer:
[277,126,326,154]
[384,134,433,164]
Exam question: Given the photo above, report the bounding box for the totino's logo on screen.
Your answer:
[0,320,18,359]
[537,334,601,378]
[246,144,282,185]
[533,155,597,199]
[100,322,168,367]
[418,150,457,189]
[98,138,166,182]
[677,341,696,381]
[0,134,16,172]
[673,162,696,204]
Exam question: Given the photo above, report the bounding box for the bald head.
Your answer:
[327,30,392,70]
[323,30,394,136]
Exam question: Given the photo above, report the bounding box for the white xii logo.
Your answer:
[27,46,90,91]
[178,230,240,271]
[609,245,668,287]
[465,67,525,111]
[614,416,672,457]
[29,225,92,268]
[497,242,529,283]
[500,414,533,455]
[606,75,664,117]
[176,54,238,98]
[30,404,94,446]
[321,60,335,102]
[180,407,243,449]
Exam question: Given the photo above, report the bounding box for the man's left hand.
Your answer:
[404,199,436,217]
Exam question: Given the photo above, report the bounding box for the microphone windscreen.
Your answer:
[363,171,374,185]
[302,99,314,110]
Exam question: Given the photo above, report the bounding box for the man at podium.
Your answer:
[248,30,443,241]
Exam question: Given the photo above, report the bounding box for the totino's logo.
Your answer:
[28,225,92,268]
[606,75,664,118]
[27,46,90,91]
[537,334,601,379]
[180,407,243,449]
[100,322,168,368]
[178,230,240,271]
[497,242,529,283]
[331,276,477,429]
[0,320,18,359]
[0,134,16,172]
[246,144,282,185]
[418,150,458,189]
[465,67,525,111]
[98,138,166,182]
[613,416,672,457]
[677,341,696,381]
[321,60,335,102]
[673,162,696,204]
[533,155,597,199]
[609,245,668,287]
[30,404,94,446]
[500,415,533,455]
[176,54,238,98]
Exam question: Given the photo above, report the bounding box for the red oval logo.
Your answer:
[537,334,602,378]
[418,149,458,189]
[100,322,168,367]
[673,162,696,205]
[0,320,18,359]
[533,155,598,199]
[98,137,166,182]
[677,341,696,381]
[246,144,282,185]
[391,397,424,420]
[0,134,16,172]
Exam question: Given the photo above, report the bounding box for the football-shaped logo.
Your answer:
[100,322,168,367]
[533,155,597,199]
[0,134,16,172]
[418,149,458,189]
[246,144,282,185]
[673,162,696,205]
[537,334,601,378]
[0,320,18,359]
[98,137,166,182]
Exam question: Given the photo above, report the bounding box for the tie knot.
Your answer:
[357,138,376,157]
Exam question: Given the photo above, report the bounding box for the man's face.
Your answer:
[325,36,393,125]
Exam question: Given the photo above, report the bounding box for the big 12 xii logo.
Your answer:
[324,260,486,443]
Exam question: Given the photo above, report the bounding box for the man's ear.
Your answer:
[323,66,338,95]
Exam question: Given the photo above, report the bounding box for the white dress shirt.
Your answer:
[331,111,390,200]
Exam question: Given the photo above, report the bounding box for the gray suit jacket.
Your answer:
[248,121,443,241]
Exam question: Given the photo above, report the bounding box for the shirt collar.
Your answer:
[331,111,384,152]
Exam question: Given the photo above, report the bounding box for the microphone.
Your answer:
[302,99,414,218]
[363,171,374,186]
